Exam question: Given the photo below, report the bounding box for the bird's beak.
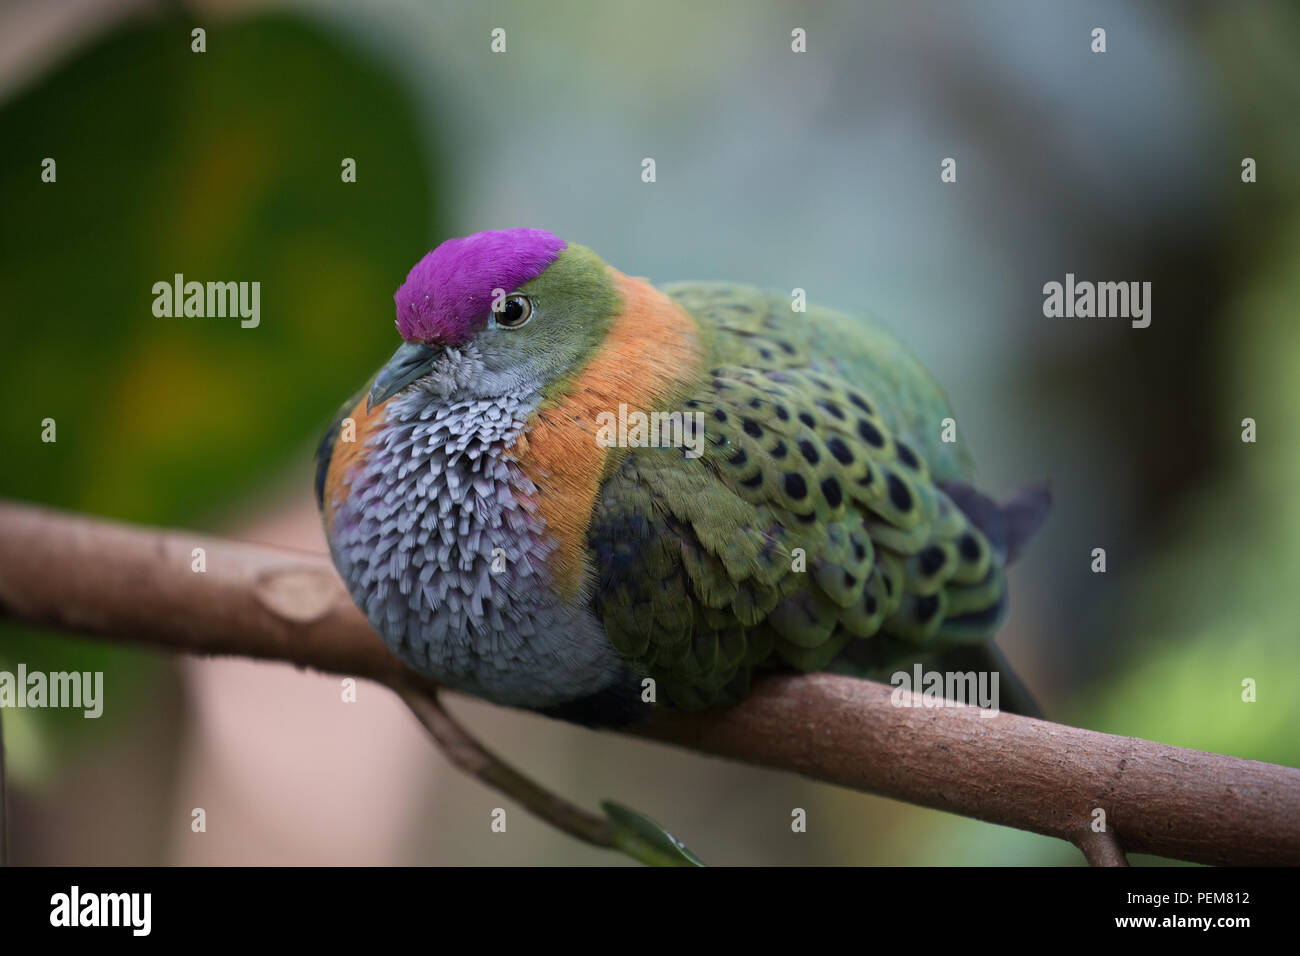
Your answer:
[367,342,440,413]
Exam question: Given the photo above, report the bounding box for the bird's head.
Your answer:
[367,228,621,411]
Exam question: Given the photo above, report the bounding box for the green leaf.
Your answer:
[601,800,706,867]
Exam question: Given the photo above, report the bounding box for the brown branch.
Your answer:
[1074,828,1129,867]
[1,500,1298,866]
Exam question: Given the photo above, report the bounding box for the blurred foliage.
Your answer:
[0,11,439,774]
[1083,216,1300,770]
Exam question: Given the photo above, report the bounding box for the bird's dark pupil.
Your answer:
[503,300,524,323]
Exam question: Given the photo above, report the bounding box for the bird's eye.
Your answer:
[494,294,533,329]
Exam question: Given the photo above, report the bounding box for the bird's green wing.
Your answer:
[587,283,1010,709]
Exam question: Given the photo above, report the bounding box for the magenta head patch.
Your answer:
[393,228,567,343]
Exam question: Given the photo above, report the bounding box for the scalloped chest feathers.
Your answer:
[326,388,623,707]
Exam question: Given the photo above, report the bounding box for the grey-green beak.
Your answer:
[367,342,440,413]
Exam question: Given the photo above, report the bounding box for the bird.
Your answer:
[315,228,1049,726]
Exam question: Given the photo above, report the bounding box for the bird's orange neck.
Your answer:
[321,395,389,531]
[511,268,703,600]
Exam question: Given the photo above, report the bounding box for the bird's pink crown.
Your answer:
[394,229,567,343]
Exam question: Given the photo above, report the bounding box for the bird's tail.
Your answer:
[929,479,1051,717]
[939,480,1052,564]
[831,480,1051,717]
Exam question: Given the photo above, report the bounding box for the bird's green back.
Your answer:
[667,282,977,482]
[587,282,1009,709]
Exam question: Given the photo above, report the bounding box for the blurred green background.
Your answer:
[1,0,1296,865]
